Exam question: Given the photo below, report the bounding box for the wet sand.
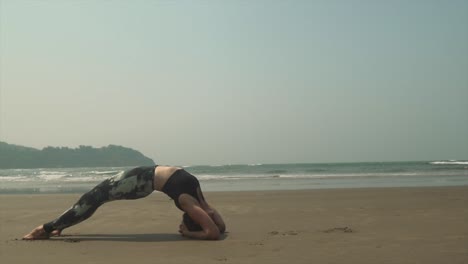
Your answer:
[1,186,467,264]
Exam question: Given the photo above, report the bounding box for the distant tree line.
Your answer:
[0,142,155,169]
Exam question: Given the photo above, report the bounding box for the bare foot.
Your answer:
[22,225,50,240]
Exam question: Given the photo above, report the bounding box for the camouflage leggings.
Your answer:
[43,166,155,233]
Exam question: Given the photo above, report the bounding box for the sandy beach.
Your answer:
[1,186,467,264]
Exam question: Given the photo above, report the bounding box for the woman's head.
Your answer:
[183,213,202,231]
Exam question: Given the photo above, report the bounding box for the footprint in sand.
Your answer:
[282,231,298,236]
[268,231,279,236]
[63,238,80,243]
[323,227,354,233]
[268,230,299,236]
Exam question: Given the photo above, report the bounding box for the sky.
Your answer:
[0,0,467,165]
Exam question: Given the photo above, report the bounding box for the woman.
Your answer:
[23,165,226,240]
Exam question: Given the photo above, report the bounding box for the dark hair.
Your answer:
[183,213,203,231]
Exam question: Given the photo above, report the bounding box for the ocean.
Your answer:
[0,161,467,194]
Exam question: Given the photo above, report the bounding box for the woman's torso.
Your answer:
[153,165,183,191]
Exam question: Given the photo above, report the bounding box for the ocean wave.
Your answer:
[37,173,70,181]
[198,175,233,180]
[277,173,426,179]
[0,176,30,182]
[63,176,104,182]
[430,161,468,165]
[89,170,121,175]
[197,174,280,181]
[39,170,66,175]
[196,171,461,181]
[266,170,288,174]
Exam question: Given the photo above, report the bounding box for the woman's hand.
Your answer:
[179,222,188,236]
[207,210,215,218]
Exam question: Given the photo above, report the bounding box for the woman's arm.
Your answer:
[179,222,218,240]
[180,203,220,240]
[207,208,226,233]
[195,188,226,233]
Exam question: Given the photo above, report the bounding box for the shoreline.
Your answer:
[1,186,467,264]
[1,182,467,195]
[2,161,467,195]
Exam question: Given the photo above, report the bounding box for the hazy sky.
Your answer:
[1,0,467,165]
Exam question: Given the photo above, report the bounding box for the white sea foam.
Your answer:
[277,172,428,179]
[197,175,239,180]
[37,172,69,181]
[63,176,103,182]
[0,176,30,182]
[196,171,453,181]
[89,170,121,175]
[430,161,468,165]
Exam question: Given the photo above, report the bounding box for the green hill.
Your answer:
[0,142,155,169]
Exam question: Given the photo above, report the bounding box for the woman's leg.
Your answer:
[23,166,155,239]
[43,178,119,233]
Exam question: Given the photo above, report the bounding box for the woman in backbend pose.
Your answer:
[23,166,226,240]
